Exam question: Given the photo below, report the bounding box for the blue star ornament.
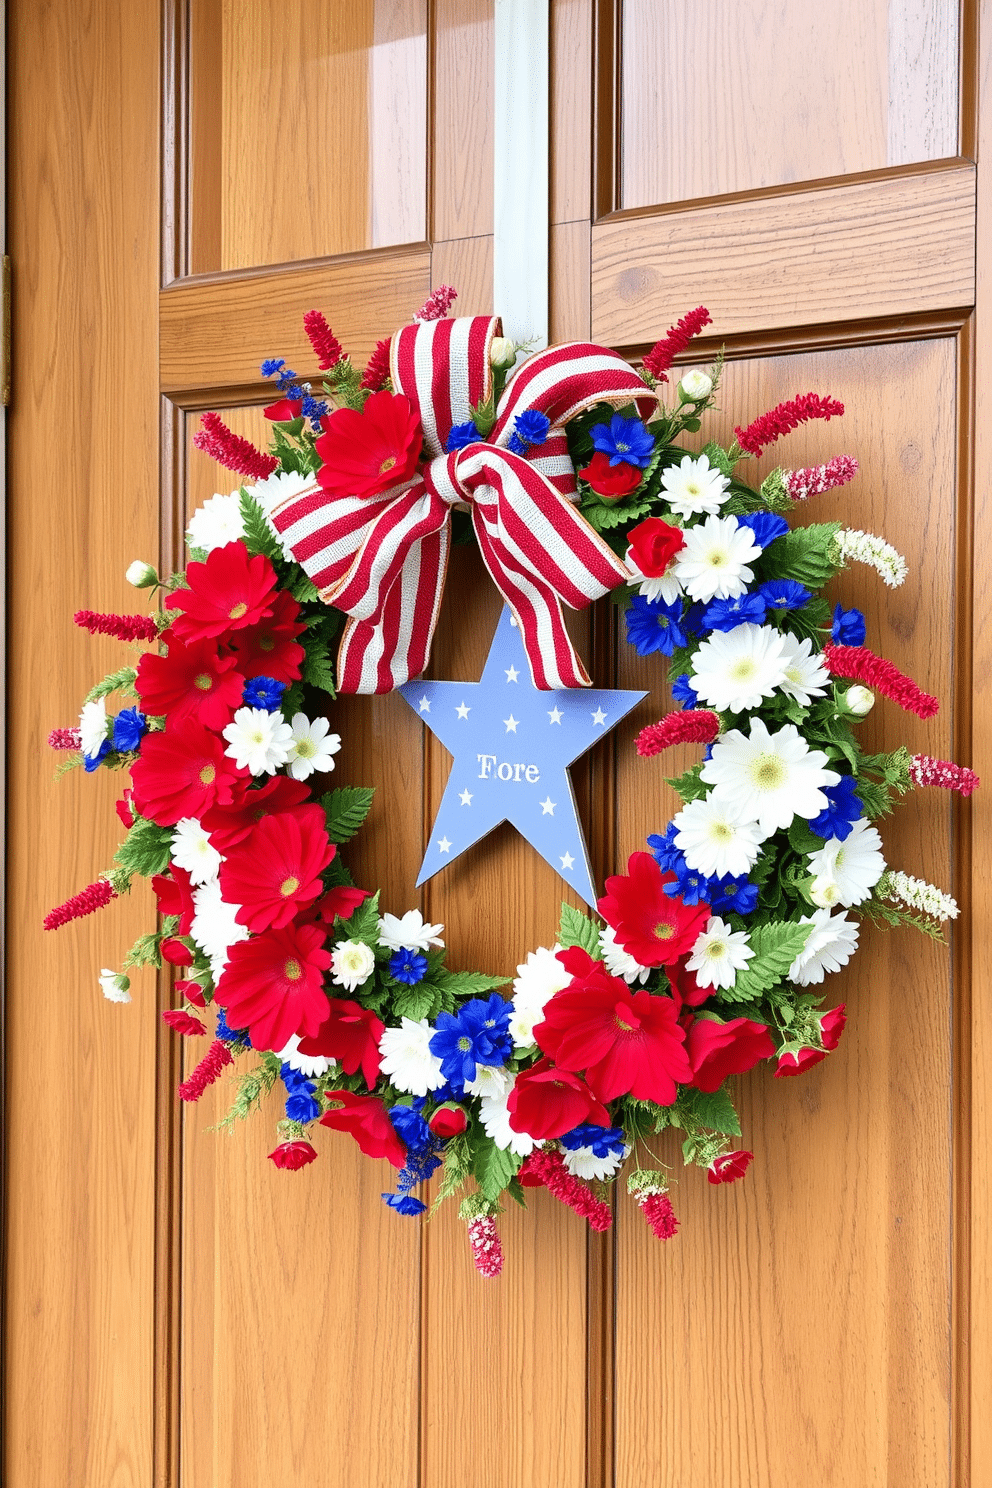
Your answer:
[399,607,647,907]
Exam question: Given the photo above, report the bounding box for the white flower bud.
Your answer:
[809,878,841,909]
[126,559,158,588]
[678,370,713,402]
[490,336,516,369]
[99,969,131,1004]
[844,685,875,716]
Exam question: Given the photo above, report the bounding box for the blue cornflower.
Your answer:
[512,410,550,449]
[242,675,286,712]
[808,774,863,840]
[112,707,147,752]
[625,593,687,657]
[389,949,428,985]
[590,413,655,469]
[382,1192,427,1216]
[681,602,707,638]
[663,861,711,905]
[760,578,812,610]
[832,603,866,646]
[286,1089,322,1124]
[279,1062,312,1093]
[701,591,767,632]
[216,1008,251,1047]
[560,1123,627,1157]
[708,874,760,916]
[83,738,113,773]
[382,1101,442,1214]
[446,420,481,452]
[646,823,684,872]
[737,510,789,548]
[301,392,329,427]
[260,357,286,378]
[429,995,513,1091]
[671,673,699,708]
[389,1100,433,1154]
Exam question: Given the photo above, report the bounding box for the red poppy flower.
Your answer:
[577,449,643,499]
[136,634,245,730]
[225,591,306,684]
[315,390,422,499]
[598,852,710,967]
[684,1015,775,1093]
[774,1004,847,1078]
[297,998,385,1090]
[130,721,244,826]
[626,515,686,576]
[268,1140,317,1170]
[220,806,335,931]
[264,397,303,422]
[200,775,311,851]
[506,1058,610,1140]
[708,1150,754,1185]
[319,1090,406,1168]
[161,937,194,967]
[151,864,196,934]
[534,966,692,1105]
[214,921,332,1052]
[428,1103,468,1138]
[164,542,278,641]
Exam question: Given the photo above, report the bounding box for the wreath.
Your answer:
[47,289,976,1278]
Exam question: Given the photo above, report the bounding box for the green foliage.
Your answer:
[215,1057,281,1132]
[759,522,842,588]
[238,490,284,563]
[113,814,173,879]
[83,666,138,705]
[758,468,793,511]
[320,785,375,844]
[557,902,601,955]
[337,890,380,943]
[435,969,511,998]
[673,1084,742,1136]
[580,492,656,531]
[858,893,948,942]
[700,440,733,478]
[391,984,439,1021]
[300,630,336,696]
[468,392,496,438]
[284,567,321,604]
[856,746,912,821]
[730,920,813,1000]
[53,752,84,780]
[122,930,165,972]
[787,816,823,855]
[429,1133,472,1216]
[471,1131,521,1204]
[665,762,708,803]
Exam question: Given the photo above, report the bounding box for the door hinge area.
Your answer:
[2,255,11,406]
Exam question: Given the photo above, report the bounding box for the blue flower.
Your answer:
[590,414,655,469]
[701,591,767,632]
[389,949,428,985]
[216,1008,251,1047]
[261,357,286,378]
[446,420,481,452]
[737,510,789,548]
[625,594,687,657]
[286,1090,321,1124]
[760,578,812,611]
[671,673,699,708]
[511,410,550,452]
[382,1102,443,1213]
[663,861,711,905]
[708,874,760,915]
[682,602,707,638]
[279,1062,312,1093]
[301,392,329,427]
[381,1192,427,1216]
[112,707,147,752]
[389,1100,433,1154]
[242,675,286,711]
[832,603,866,646]
[429,995,513,1091]
[560,1122,626,1157]
[808,774,863,840]
[646,823,684,873]
[83,738,113,772]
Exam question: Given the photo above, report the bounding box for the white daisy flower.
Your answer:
[478,1073,536,1156]
[510,944,570,1045]
[700,717,840,836]
[287,713,342,781]
[464,1064,513,1100]
[186,490,245,553]
[778,631,830,708]
[252,469,320,563]
[377,1017,446,1096]
[806,818,885,906]
[787,908,860,985]
[562,1142,630,1182]
[190,879,250,981]
[686,916,755,990]
[99,968,131,1004]
[624,548,683,605]
[599,925,651,985]
[222,706,294,775]
[170,817,223,886]
[330,939,376,992]
[277,1033,336,1079]
[79,697,109,759]
[660,453,730,518]
[672,795,764,880]
[377,909,445,953]
[689,623,789,713]
[674,514,763,602]
[878,869,959,922]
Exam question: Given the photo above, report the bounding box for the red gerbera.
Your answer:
[315,390,422,499]
[506,1058,610,1140]
[297,998,385,1090]
[319,1090,406,1168]
[626,515,686,577]
[136,634,245,730]
[220,806,335,931]
[214,921,332,1052]
[164,542,278,642]
[200,775,311,851]
[535,965,692,1105]
[598,852,710,967]
[666,956,709,1012]
[225,590,306,684]
[684,1015,775,1093]
[130,720,244,826]
[578,450,643,499]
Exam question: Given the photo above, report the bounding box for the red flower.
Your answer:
[164,543,278,642]
[214,921,332,1052]
[684,1015,775,1093]
[74,609,159,643]
[666,957,709,1012]
[578,450,643,498]
[774,1005,847,1078]
[220,807,335,931]
[506,1059,610,1140]
[311,885,372,923]
[626,516,685,576]
[174,979,206,1008]
[162,1008,207,1036]
[634,1186,680,1239]
[177,1038,233,1102]
[734,392,844,458]
[315,390,422,499]
[226,591,306,684]
[429,1103,468,1138]
[263,397,303,421]
[268,1140,318,1170]
[535,964,691,1105]
[115,789,135,829]
[359,336,393,394]
[191,411,278,479]
[297,999,385,1090]
[136,634,245,729]
[160,936,194,967]
[823,644,939,720]
[303,309,344,371]
[319,1090,406,1168]
[200,775,310,851]
[635,709,721,757]
[43,877,116,930]
[708,1150,754,1185]
[598,852,710,967]
[642,306,712,380]
[129,720,243,826]
[518,1148,613,1230]
[151,864,196,935]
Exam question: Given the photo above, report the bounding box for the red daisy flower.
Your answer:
[626,516,686,577]
[214,920,332,1052]
[225,590,306,684]
[297,998,385,1090]
[535,965,692,1105]
[151,864,196,934]
[684,1015,775,1093]
[578,450,643,499]
[598,852,710,967]
[319,1090,406,1168]
[164,543,279,642]
[506,1058,610,1140]
[200,775,311,851]
[136,634,245,730]
[315,390,422,499]
[220,806,335,931]
[130,721,244,826]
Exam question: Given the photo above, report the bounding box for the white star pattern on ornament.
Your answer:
[505,665,520,683]
[418,695,431,713]
[560,852,576,870]
[541,797,556,815]
[548,706,563,725]
[456,702,471,719]
[504,714,519,733]
[459,789,473,806]
[438,836,452,854]
[591,708,608,726]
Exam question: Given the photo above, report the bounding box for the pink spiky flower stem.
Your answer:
[178,1039,233,1102]
[642,306,712,382]
[360,336,392,393]
[734,392,845,458]
[44,878,117,930]
[413,284,458,322]
[466,1214,504,1277]
[519,1147,613,1231]
[302,308,344,370]
[48,728,82,751]
[628,1173,680,1240]
[910,753,980,797]
[74,609,159,643]
[783,454,859,500]
[192,411,278,479]
[635,709,721,758]
[823,644,939,720]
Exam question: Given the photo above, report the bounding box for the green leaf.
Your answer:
[301,631,337,697]
[787,817,823,855]
[730,920,813,1000]
[580,492,656,531]
[337,889,380,943]
[113,814,173,879]
[391,985,438,1020]
[665,762,709,803]
[429,1133,472,1216]
[674,1084,742,1136]
[122,930,165,972]
[83,666,139,705]
[558,902,601,955]
[758,468,791,511]
[472,1134,522,1204]
[238,490,284,563]
[759,522,841,589]
[700,441,733,477]
[285,567,321,604]
[320,785,375,844]
[435,969,511,997]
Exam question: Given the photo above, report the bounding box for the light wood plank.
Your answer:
[433,0,495,240]
[550,0,591,225]
[431,235,494,316]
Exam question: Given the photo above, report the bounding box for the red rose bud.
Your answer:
[626,515,686,577]
[577,450,642,499]
[161,937,194,967]
[263,397,303,422]
[174,979,207,1008]
[428,1103,468,1138]
[707,1149,754,1185]
[162,1009,207,1037]
[268,1140,318,1171]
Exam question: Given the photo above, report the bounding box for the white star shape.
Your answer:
[504,714,519,733]
[540,797,556,815]
[459,788,473,806]
[438,836,452,854]
[418,695,431,713]
[560,852,575,870]
[548,706,563,725]
[455,702,470,720]
[591,707,608,726]
[505,664,519,683]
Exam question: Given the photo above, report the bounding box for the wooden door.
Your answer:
[5,2,990,1485]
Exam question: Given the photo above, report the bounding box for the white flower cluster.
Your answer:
[222,708,341,780]
[879,870,959,922]
[834,528,908,588]
[806,819,886,908]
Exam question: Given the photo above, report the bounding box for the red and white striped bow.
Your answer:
[270,315,658,693]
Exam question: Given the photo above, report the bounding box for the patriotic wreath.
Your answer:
[48,289,976,1278]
